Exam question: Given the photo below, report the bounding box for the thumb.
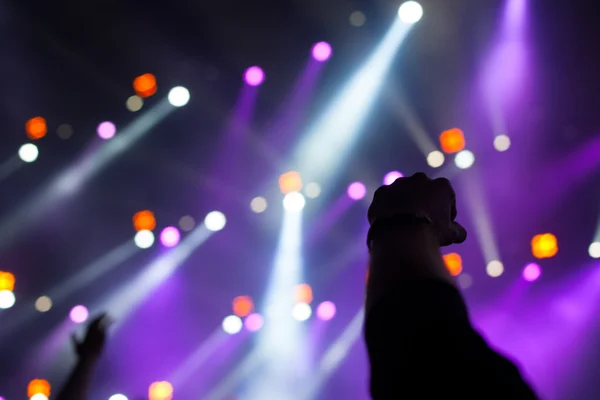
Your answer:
[71,333,81,352]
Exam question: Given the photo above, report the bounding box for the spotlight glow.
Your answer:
[383,171,403,185]
[454,150,475,169]
[292,302,312,321]
[494,134,511,152]
[486,260,504,277]
[250,196,268,213]
[69,305,89,324]
[0,290,15,309]
[283,192,306,212]
[398,1,423,24]
[523,263,542,282]
[304,182,321,198]
[316,301,336,321]
[589,242,600,258]
[109,395,128,400]
[312,41,332,62]
[168,86,190,107]
[347,181,367,200]
[426,150,444,168]
[97,121,116,140]
[222,315,243,334]
[244,66,265,86]
[134,230,155,249]
[18,143,39,163]
[35,296,52,312]
[204,211,226,232]
[160,226,181,248]
[244,313,264,332]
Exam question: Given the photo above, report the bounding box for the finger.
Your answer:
[452,221,467,244]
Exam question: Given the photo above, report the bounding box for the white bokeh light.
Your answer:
[589,242,600,259]
[250,196,268,213]
[126,95,143,112]
[283,192,306,212]
[30,394,48,400]
[304,182,321,199]
[486,260,504,277]
[168,86,190,107]
[35,295,52,312]
[292,302,312,321]
[454,149,475,169]
[204,211,227,232]
[457,273,473,289]
[494,134,511,152]
[398,1,423,24]
[426,150,445,168]
[109,394,129,400]
[18,143,39,163]
[134,230,155,249]
[222,315,243,334]
[0,290,15,309]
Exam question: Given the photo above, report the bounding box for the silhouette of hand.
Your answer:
[72,313,111,362]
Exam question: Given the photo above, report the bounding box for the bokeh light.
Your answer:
[19,143,39,163]
[443,253,463,276]
[222,315,243,335]
[312,41,332,62]
[316,301,336,321]
[383,171,403,185]
[30,395,48,400]
[28,379,51,398]
[0,290,15,309]
[486,260,504,278]
[398,1,423,24]
[349,10,366,27]
[457,273,473,289]
[133,210,156,231]
[97,121,116,140]
[494,134,511,152]
[292,302,312,321]
[134,230,155,249]
[439,128,465,154]
[179,215,196,232]
[204,211,227,232]
[0,271,15,291]
[589,242,600,258]
[347,182,367,200]
[244,66,265,86]
[149,381,173,400]
[426,150,444,168]
[283,192,306,212]
[523,262,542,282]
[57,123,74,139]
[160,226,181,248]
[26,117,47,140]
[244,313,264,332]
[304,182,321,198]
[133,73,157,98]
[454,149,475,169]
[531,233,558,259]
[168,86,190,107]
[279,171,303,194]
[294,283,313,304]
[35,296,52,312]
[109,394,128,400]
[232,295,254,317]
[250,196,268,213]
[126,95,144,112]
[69,305,89,324]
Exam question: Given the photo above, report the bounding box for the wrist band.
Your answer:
[367,213,432,250]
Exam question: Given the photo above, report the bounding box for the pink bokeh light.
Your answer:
[312,42,332,62]
[523,262,542,282]
[160,226,181,248]
[316,301,336,321]
[383,171,403,185]
[244,313,264,332]
[347,182,366,200]
[244,66,265,86]
[97,121,116,140]
[70,305,89,324]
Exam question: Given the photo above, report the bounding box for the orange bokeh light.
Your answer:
[0,271,15,291]
[133,210,156,231]
[149,381,173,400]
[28,378,51,398]
[294,283,313,304]
[232,295,254,317]
[278,171,303,195]
[531,233,558,259]
[26,117,48,140]
[443,253,463,276]
[439,128,465,154]
[133,73,157,98]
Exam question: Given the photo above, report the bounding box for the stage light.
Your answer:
[531,233,558,259]
[26,117,47,140]
[279,171,303,194]
[398,1,423,24]
[316,301,336,321]
[486,260,504,277]
[347,181,367,200]
[97,121,116,140]
[133,210,156,231]
[35,296,52,312]
[349,10,366,27]
[457,273,473,289]
[304,182,321,198]
[233,295,254,317]
[57,123,74,139]
[292,302,312,321]
[109,394,128,400]
[30,395,48,400]
[0,290,15,309]
[134,230,155,249]
[294,283,313,304]
[70,305,89,323]
[250,196,268,213]
[454,150,475,169]
[589,242,600,258]
[439,128,465,154]
[383,171,403,185]
[244,66,265,86]
[149,381,173,400]
[443,253,462,276]
[222,315,243,334]
[283,192,306,212]
[312,41,332,62]
[19,143,39,163]
[244,313,264,332]
[28,379,51,398]
[523,262,541,282]
[0,271,15,291]
[426,150,444,168]
[204,211,226,232]
[160,226,180,247]
[494,134,511,152]
[133,73,157,98]
[168,86,190,107]
[178,215,195,232]
[126,95,144,112]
